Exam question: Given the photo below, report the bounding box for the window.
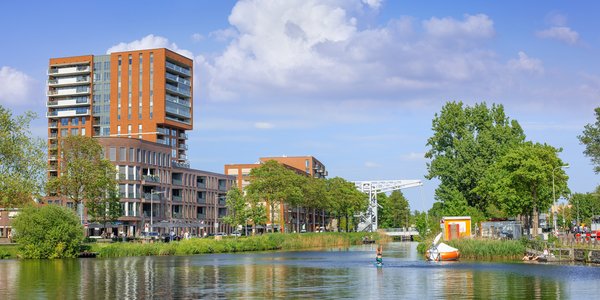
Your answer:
[129,148,134,162]
[109,147,116,161]
[117,125,121,135]
[137,149,141,163]
[119,147,126,162]
[60,118,69,126]
[81,128,86,136]
[70,128,79,136]
[72,118,79,126]
[81,118,86,125]
[60,129,68,137]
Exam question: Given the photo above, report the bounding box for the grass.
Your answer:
[417,237,525,260]
[0,244,19,259]
[90,232,386,258]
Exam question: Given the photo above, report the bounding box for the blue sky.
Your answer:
[1,0,599,211]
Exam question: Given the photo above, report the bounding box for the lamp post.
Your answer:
[150,190,167,232]
[552,164,569,234]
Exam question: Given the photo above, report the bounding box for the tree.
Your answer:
[245,160,302,233]
[46,136,117,223]
[0,106,46,208]
[569,192,600,226]
[425,102,525,216]
[222,187,247,234]
[476,142,569,235]
[86,189,122,237]
[326,177,368,232]
[12,205,83,258]
[378,190,411,228]
[245,192,267,235]
[578,107,600,173]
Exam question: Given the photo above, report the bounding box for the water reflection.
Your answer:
[1,242,600,299]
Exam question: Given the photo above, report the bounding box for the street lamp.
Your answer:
[552,164,569,234]
[150,189,167,232]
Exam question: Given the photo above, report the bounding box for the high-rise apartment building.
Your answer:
[44,49,233,237]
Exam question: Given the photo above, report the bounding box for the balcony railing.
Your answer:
[166,61,191,76]
[179,133,188,139]
[49,122,58,128]
[143,193,163,201]
[165,83,191,97]
[165,105,191,118]
[197,183,206,189]
[197,197,206,204]
[172,178,182,185]
[178,144,188,150]
[197,213,206,219]
[142,175,160,183]
[166,94,191,107]
[165,72,191,86]
[172,212,182,219]
[172,195,182,202]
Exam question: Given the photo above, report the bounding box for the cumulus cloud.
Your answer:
[203,0,501,102]
[0,66,36,106]
[106,34,194,59]
[508,51,544,74]
[209,28,238,42]
[362,0,382,9]
[536,26,579,45]
[191,33,204,42]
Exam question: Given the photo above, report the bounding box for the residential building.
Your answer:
[43,48,233,237]
[224,156,330,233]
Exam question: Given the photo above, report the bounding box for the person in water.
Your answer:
[376,245,383,264]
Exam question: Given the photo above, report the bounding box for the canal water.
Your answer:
[1,242,600,299]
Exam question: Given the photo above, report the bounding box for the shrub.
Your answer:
[12,205,83,259]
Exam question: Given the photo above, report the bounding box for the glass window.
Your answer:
[60,129,68,137]
[60,118,69,126]
[129,148,134,162]
[81,128,86,136]
[81,118,86,125]
[109,147,116,161]
[71,118,79,126]
[137,149,141,163]
[142,150,146,163]
[119,147,126,161]
[71,128,78,136]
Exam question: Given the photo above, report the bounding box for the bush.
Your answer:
[12,205,83,259]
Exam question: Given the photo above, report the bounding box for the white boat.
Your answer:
[425,233,460,262]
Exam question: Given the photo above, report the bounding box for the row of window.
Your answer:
[108,147,171,167]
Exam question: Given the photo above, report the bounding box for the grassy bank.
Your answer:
[0,244,19,259]
[418,237,525,260]
[90,232,386,258]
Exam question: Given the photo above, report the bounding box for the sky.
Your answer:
[1,0,599,211]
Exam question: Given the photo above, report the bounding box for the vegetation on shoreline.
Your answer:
[0,244,19,259]
[417,237,525,259]
[90,232,386,258]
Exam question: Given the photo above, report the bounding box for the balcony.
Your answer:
[165,61,191,76]
[165,83,191,97]
[143,193,163,201]
[179,133,188,139]
[49,122,58,128]
[48,65,90,76]
[48,155,57,161]
[178,154,187,160]
[197,182,206,189]
[218,196,226,205]
[47,76,90,87]
[157,127,170,135]
[46,108,90,118]
[172,178,183,185]
[166,94,191,107]
[172,161,190,168]
[47,87,90,97]
[165,105,191,118]
[172,195,182,202]
[165,115,191,125]
[172,212,183,219]
[48,132,58,139]
[197,197,206,204]
[48,163,58,171]
[178,144,188,150]
[165,72,191,86]
[47,97,89,107]
[49,144,58,150]
[197,213,206,219]
[142,175,160,183]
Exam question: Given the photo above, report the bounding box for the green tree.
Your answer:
[425,101,525,216]
[223,187,247,234]
[378,190,411,228]
[326,177,368,232]
[46,136,117,223]
[569,192,600,226]
[578,107,600,173]
[86,189,122,237]
[12,205,83,258]
[476,142,569,235]
[246,160,302,233]
[0,106,46,208]
[245,192,267,235]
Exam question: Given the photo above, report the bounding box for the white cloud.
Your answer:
[508,51,544,74]
[362,0,382,9]
[209,28,238,42]
[254,122,274,129]
[400,152,426,161]
[536,26,579,45]
[365,161,381,168]
[106,34,194,59]
[422,14,495,39]
[191,33,204,42]
[0,66,36,106]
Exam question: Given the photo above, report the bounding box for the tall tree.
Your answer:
[245,192,267,235]
[223,187,247,234]
[326,177,368,232]
[46,136,117,223]
[578,107,600,173]
[245,160,302,233]
[0,106,46,207]
[378,190,411,228]
[86,188,122,237]
[425,101,525,216]
[476,142,569,235]
[569,192,600,226]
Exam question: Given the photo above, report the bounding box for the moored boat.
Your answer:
[425,233,460,262]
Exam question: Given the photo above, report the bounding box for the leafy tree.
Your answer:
[0,106,46,208]
[223,187,247,234]
[12,205,83,258]
[476,142,569,235]
[569,192,600,226]
[245,160,302,233]
[245,192,267,235]
[378,190,411,228]
[326,177,368,232]
[86,189,122,237]
[425,102,525,216]
[46,136,117,223]
[578,107,600,173]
